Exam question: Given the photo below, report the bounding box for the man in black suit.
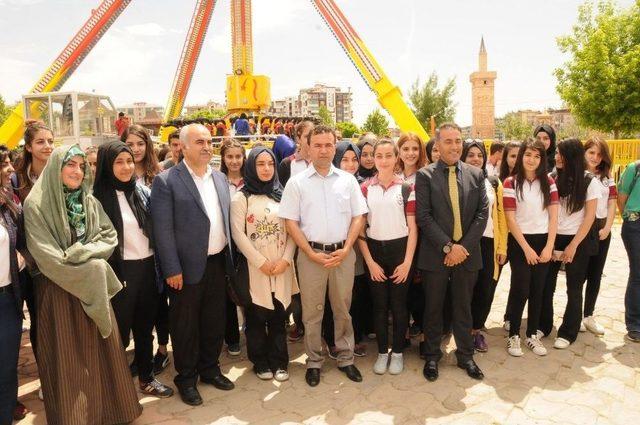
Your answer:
[415,123,489,381]
[151,124,236,406]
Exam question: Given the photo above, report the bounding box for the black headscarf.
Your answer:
[93,141,153,276]
[534,124,557,171]
[356,136,377,178]
[241,146,283,202]
[333,141,364,183]
[461,139,488,177]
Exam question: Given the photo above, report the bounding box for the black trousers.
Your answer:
[155,289,170,346]
[540,234,591,342]
[225,293,240,346]
[169,253,226,389]
[507,234,550,338]
[368,237,409,354]
[111,256,159,383]
[20,270,38,359]
[0,289,22,425]
[322,273,369,347]
[472,237,498,330]
[422,265,476,363]
[245,295,288,371]
[407,269,425,329]
[584,221,611,317]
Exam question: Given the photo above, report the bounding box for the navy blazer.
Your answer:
[415,160,489,272]
[151,161,235,285]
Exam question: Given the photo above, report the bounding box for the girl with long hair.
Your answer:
[396,132,427,184]
[581,138,617,335]
[120,124,160,187]
[13,121,54,202]
[499,141,521,182]
[502,139,558,357]
[220,139,246,198]
[540,139,600,349]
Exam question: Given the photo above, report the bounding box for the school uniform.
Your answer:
[540,175,601,342]
[503,175,559,338]
[362,176,415,354]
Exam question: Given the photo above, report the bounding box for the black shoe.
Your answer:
[423,360,438,382]
[409,323,422,338]
[178,386,202,406]
[625,331,640,343]
[457,359,484,380]
[338,365,362,383]
[129,361,138,378]
[305,368,321,387]
[153,351,170,375]
[200,374,235,391]
[140,378,174,398]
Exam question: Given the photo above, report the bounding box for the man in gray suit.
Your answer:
[151,124,236,406]
[415,122,488,382]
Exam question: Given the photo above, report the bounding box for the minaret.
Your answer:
[470,37,497,139]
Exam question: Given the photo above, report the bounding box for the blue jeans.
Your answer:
[0,290,22,425]
[622,219,640,332]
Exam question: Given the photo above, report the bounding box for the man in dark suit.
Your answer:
[415,122,489,382]
[151,123,236,406]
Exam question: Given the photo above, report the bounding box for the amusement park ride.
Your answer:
[0,0,428,148]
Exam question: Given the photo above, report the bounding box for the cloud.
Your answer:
[0,0,44,6]
[124,22,166,37]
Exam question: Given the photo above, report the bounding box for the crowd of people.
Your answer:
[1,117,639,424]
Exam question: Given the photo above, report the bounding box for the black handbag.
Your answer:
[226,192,253,307]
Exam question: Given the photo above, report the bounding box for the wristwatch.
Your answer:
[443,241,453,254]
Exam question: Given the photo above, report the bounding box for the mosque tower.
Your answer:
[470,37,497,139]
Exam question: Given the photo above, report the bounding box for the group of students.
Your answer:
[1,116,638,424]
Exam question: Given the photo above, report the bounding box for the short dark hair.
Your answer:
[168,130,180,143]
[118,112,125,117]
[307,125,337,145]
[436,122,461,140]
[489,140,505,155]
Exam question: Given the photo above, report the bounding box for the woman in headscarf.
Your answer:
[230,146,297,382]
[24,145,142,425]
[93,141,174,398]
[321,140,371,358]
[534,124,557,172]
[356,132,378,180]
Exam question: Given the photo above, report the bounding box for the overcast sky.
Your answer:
[0,0,635,127]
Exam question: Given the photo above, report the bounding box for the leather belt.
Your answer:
[309,241,345,252]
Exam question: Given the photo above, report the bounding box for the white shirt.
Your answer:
[483,178,495,238]
[0,224,10,287]
[362,176,415,241]
[290,157,311,177]
[116,191,154,260]
[486,162,500,178]
[279,164,368,244]
[184,160,228,255]
[594,176,617,219]
[503,176,559,234]
[558,176,601,235]
[396,172,416,185]
[228,179,244,199]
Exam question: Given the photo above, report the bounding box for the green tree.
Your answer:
[362,109,389,137]
[0,94,11,125]
[318,105,335,127]
[555,0,640,138]
[497,112,535,140]
[336,121,359,138]
[187,108,226,121]
[408,71,456,129]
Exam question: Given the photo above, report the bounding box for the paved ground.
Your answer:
[16,224,640,424]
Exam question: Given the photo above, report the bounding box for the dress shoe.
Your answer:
[423,360,438,382]
[178,386,203,406]
[338,364,362,382]
[457,359,484,380]
[305,368,321,387]
[200,374,235,391]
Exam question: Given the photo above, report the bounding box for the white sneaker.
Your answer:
[503,321,510,332]
[274,369,289,382]
[373,353,389,374]
[554,337,571,349]
[388,353,403,375]
[536,329,545,339]
[525,335,548,356]
[256,369,274,380]
[507,335,523,357]
[583,316,605,335]
[579,321,587,332]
